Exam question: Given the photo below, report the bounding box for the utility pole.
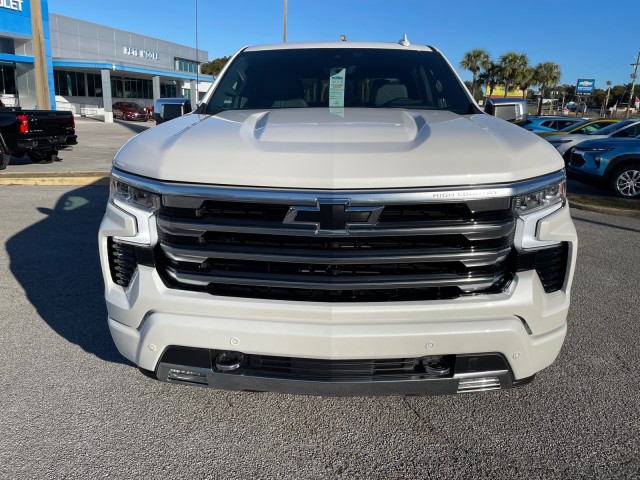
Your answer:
[602,80,611,117]
[195,0,199,99]
[30,0,51,110]
[283,0,288,43]
[626,49,639,119]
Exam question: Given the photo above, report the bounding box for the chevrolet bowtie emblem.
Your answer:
[283,199,384,233]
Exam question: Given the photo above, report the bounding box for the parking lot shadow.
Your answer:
[113,118,153,135]
[6,183,129,365]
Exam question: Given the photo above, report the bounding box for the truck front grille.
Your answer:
[154,192,518,302]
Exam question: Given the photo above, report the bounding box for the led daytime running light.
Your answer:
[514,179,566,214]
[110,179,160,211]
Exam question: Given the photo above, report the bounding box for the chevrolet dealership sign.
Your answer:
[576,79,596,96]
[0,0,24,11]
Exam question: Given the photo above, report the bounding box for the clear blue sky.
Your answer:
[48,0,640,89]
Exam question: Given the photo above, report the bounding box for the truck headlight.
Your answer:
[110,178,160,211]
[513,177,566,250]
[109,177,160,246]
[514,178,565,215]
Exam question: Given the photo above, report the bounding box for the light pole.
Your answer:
[283,0,288,43]
[626,50,639,119]
[602,80,611,117]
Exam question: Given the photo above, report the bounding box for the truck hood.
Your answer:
[114,109,564,189]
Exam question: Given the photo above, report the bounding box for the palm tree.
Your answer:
[460,49,491,99]
[478,62,502,99]
[518,66,536,100]
[499,52,529,97]
[534,62,562,115]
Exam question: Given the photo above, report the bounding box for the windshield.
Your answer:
[123,103,143,109]
[558,120,587,132]
[206,48,473,115]
[593,120,633,135]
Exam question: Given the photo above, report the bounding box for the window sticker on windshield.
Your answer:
[329,68,346,108]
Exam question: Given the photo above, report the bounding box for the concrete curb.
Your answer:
[0,173,109,186]
[569,198,640,218]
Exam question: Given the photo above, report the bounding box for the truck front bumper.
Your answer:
[100,200,577,395]
[103,264,570,394]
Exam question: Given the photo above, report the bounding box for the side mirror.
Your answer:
[154,99,192,124]
[484,99,528,125]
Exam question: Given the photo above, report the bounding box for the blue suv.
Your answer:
[567,137,640,198]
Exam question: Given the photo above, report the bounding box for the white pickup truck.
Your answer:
[99,39,577,395]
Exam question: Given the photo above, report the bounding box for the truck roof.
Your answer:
[244,41,435,53]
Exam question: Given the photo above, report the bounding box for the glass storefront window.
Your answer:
[0,64,17,95]
[87,74,103,97]
[175,57,199,74]
[110,76,153,99]
[160,83,177,98]
[54,70,87,96]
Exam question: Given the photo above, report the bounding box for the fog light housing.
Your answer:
[215,351,246,372]
[418,355,451,377]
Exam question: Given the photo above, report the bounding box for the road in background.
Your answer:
[0,185,637,479]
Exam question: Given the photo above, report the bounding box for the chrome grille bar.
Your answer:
[157,217,515,240]
[160,243,512,268]
[165,267,502,291]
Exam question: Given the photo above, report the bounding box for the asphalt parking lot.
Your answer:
[0,119,638,478]
[0,184,637,478]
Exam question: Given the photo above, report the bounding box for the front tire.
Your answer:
[609,163,640,198]
[0,147,10,170]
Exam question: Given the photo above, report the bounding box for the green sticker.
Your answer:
[329,68,346,108]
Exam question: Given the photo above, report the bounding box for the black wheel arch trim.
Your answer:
[603,154,640,180]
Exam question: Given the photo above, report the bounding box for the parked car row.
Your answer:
[520,116,584,133]
[536,119,619,138]
[567,138,640,198]
[519,116,640,198]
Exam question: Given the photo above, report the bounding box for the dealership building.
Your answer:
[0,0,212,121]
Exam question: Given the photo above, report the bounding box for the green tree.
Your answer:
[460,49,491,99]
[534,62,561,115]
[610,83,633,107]
[589,88,606,108]
[499,52,529,97]
[201,56,230,76]
[478,62,502,98]
[518,66,536,99]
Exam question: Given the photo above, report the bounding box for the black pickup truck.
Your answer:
[0,107,77,170]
